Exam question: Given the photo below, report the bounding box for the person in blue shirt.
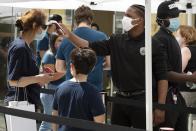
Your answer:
[39,34,64,131]
[36,14,62,68]
[52,48,105,131]
[55,5,108,91]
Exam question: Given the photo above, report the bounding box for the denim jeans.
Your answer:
[39,84,57,131]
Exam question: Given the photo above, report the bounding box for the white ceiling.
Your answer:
[0,0,164,12]
[0,0,195,23]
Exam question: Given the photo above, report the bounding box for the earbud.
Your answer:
[163,19,170,27]
[156,18,170,27]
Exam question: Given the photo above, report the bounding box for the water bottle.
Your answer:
[186,71,196,89]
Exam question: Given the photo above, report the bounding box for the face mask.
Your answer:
[51,32,58,35]
[34,30,47,41]
[167,18,180,32]
[122,16,135,32]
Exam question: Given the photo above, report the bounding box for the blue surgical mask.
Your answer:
[34,30,46,41]
[167,18,180,32]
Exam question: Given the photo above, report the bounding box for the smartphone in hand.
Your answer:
[43,67,53,73]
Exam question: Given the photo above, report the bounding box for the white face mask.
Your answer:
[122,16,135,32]
[34,30,47,41]
[51,32,58,35]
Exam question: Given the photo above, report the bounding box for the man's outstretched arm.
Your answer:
[60,24,89,48]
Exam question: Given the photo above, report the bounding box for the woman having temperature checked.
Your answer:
[6,9,63,108]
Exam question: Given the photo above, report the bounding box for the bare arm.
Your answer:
[8,74,54,87]
[0,48,8,61]
[55,59,66,73]
[52,110,59,131]
[43,64,55,73]
[167,71,196,83]
[39,50,46,59]
[93,114,105,124]
[157,80,168,104]
[60,24,89,48]
[43,64,65,81]
[181,47,191,72]
[103,56,111,70]
[154,80,168,125]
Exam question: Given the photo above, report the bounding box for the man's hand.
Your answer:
[153,109,165,126]
[36,73,54,85]
[50,72,65,81]
[55,23,89,48]
[155,80,167,125]
[56,23,71,38]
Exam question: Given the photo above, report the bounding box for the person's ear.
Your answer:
[33,22,41,33]
[70,63,76,76]
[33,22,37,30]
[163,20,170,27]
[183,37,188,43]
[138,18,144,25]
[156,18,169,27]
[88,18,92,25]
[70,63,73,70]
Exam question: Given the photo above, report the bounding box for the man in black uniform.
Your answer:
[58,5,168,129]
[153,1,196,131]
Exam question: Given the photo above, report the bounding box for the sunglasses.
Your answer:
[41,24,47,30]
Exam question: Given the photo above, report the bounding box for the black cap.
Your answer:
[48,14,62,23]
[157,1,186,19]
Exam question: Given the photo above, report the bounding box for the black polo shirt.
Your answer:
[6,37,41,106]
[153,27,182,88]
[89,32,167,93]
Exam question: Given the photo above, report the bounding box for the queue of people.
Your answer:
[58,4,168,130]
[3,1,196,131]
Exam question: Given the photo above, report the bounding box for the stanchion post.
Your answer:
[186,1,193,26]
[145,0,153,131]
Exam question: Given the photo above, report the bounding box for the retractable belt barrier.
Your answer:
[1,88,195,131]
[40,88,55,94]
[0,105,145,131]
[40,88,196,114]
[106,96,196,114]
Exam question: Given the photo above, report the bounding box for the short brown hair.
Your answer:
[15,9,46,32]
[70,48,96,75]
[74,5,93,25]
[179,25,196,45]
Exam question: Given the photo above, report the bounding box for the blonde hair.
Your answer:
[179,25,196,45]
